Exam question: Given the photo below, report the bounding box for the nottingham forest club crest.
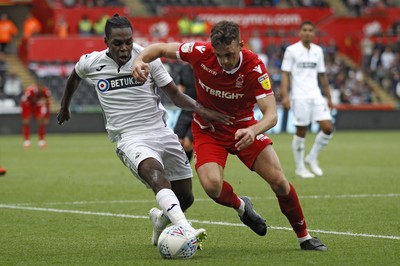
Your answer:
[235,74,244,88]
[96,75,145,92]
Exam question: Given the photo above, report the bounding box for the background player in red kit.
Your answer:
[132,20,327,251]
[20,79,51,148]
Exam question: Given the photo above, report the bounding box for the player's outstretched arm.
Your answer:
[132,43,181,82]
[161,81,234,131]
[57,69,82,125]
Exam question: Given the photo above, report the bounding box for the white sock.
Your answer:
[157,211,170,229]
[292,135,306,171]
[156,188,191,228]
[307,131,332,160]
[298,234,312,243]
[236,198,245,217]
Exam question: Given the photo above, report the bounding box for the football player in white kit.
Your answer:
[57,14,232,249]
[281,21,334,178]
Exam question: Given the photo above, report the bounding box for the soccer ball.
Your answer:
[157,225,198,259]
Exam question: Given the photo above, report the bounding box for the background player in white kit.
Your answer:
[280,20,334,178]
[56,14,232,249]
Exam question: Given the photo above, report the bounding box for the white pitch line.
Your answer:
[4,193,400,206]
[1,204,399,241]
[0,204,148,219]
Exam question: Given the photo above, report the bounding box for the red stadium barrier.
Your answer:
[22,5,400,65]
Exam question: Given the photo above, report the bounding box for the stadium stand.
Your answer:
[0,0,399,115]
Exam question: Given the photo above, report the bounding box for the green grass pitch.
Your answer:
[0,131,399,265]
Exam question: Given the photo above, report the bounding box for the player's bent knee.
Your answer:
[178,193,194,212]
[268,174,290,195]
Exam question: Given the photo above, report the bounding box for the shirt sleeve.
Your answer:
[149,58,173,88]
[74,53,89,79]
[254,72,274,99]
[177,42,206,65]
[281,47,293,72]
[249,58,274,99]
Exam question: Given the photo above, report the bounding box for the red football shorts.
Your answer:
[21,102,50,120]
[192,119,273,170]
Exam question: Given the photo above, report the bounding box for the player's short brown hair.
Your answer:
[210,20,241,48]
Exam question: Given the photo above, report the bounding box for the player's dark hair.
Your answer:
[105,14,132,39]
[300,20,314,29]
[210,20,240,48]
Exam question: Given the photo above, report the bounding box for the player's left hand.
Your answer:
[57,107,71,125]
[197,108,234,132]
[131,60,149,82]
[234,128,255,151]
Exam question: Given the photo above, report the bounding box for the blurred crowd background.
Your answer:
[0,0,399,113]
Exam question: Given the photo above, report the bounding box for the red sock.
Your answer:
[276,183,308,238]
[23,124,30,140]
[38,124,46,140]
[211,181,241,209]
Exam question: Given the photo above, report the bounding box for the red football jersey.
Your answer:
[178,42,273,127]
[21,85,51,106]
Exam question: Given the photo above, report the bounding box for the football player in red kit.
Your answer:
[132,20,327,251]
[20,79,51,148]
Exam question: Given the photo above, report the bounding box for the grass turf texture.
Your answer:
[0,131,399,265]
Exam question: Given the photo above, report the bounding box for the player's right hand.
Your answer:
[57,108,70,125]
[281,97,291,110]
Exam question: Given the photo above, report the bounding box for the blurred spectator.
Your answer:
[105,0,125,6]
[0,13,18,54]
[361,36,374,69]
[380,46,395,71]
[345,70,369,104]
[393,71,400,99]
[63,0,76,8]
[93,15,109,35]
[373,36,385,53]
[95,0,106,6]
[150,21,169,38]
[347,0,363,16]
[190,16,208,37]
[333,71,349,103]
[23,12,42,39]
[56,15,69,38]
[249,30,268,66]
[0,51,7,89]
[369,48,381,74]
[3,71,22,105]
[395,35,400,54]
[177,14,192,37]
[392,19,400,35]
[248,29,263,54]
[78,15,93,36]
[325,39,338,61]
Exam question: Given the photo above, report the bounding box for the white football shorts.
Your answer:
[291,97,332,126]
[115,127,192,188]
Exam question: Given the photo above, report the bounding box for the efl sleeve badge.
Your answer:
[258,73,271,91]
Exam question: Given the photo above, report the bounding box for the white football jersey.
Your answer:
[281,41,326,99]
[75,43,173,142]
